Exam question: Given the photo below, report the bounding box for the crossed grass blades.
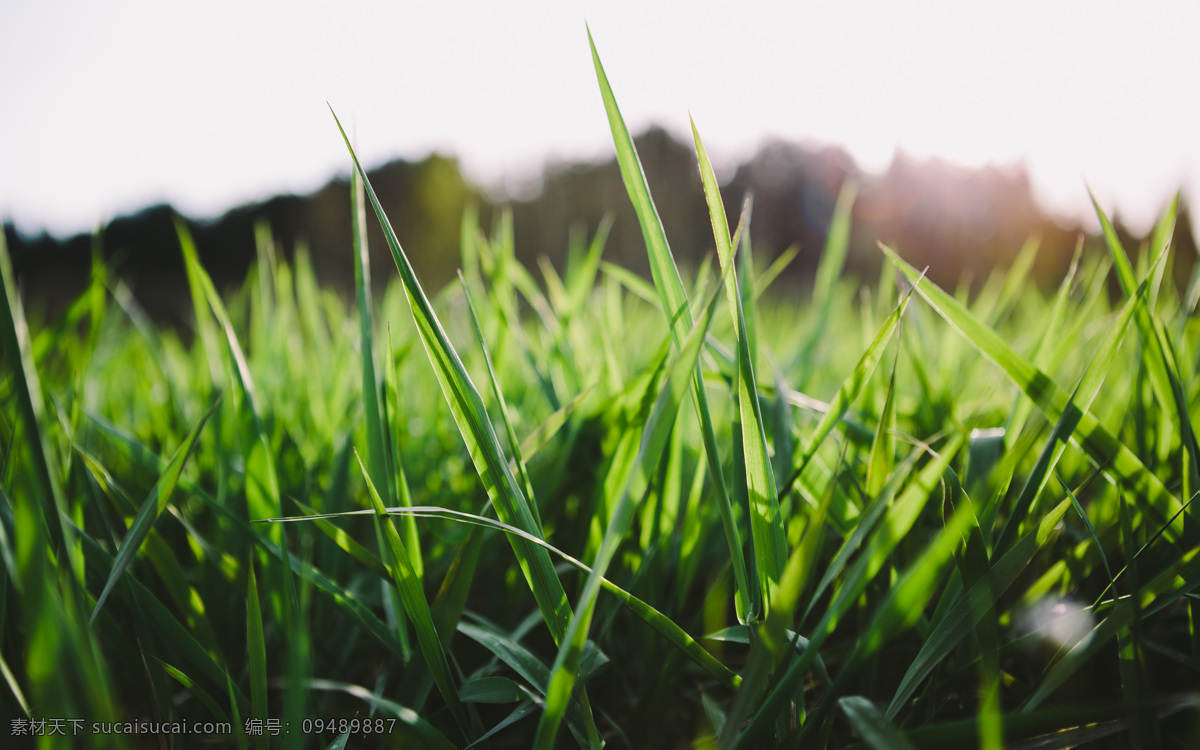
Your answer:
[2,29,1199,750]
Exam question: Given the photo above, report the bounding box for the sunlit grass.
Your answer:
[1,32,1199,750]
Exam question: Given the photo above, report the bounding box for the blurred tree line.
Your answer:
[6,126,1195,325]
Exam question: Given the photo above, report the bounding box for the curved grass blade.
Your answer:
[458,621,591,749]
[880,243,1182,536]
[840,696,917,750]
[693,119,787,611]
[357,451,469,740]
[156,659,232,727]
[779,277,922,514]
[459,272,541,528]
[460,676,526,704]
[259,498,739,690]
[304,679,457,750]
[467,701,537,749]
[330,108,578,658]
[90,393,220,623]
[533,245,732,750]
[589,25,754,625]
[724,434,963,749]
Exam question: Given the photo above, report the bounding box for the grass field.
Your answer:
[3,36,1200,749]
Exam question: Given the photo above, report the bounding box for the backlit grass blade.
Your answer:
[0,227,79,585]
[1091,191,1176,415]
[693,118,787,610]
[789,180,857,382]
[599,261,660,308]
[350,164,398,529]
[880,243,1182,534]
[725,434,963,749]
[1005,240,1082,454]
[792,504,975,747]
[993,286,1145,556]
[886,525,1044,718]
[263,501,739,689]
[459,272,541,527]
[534,271,730,749]
[331,112,582,682]
[90,393,220,623]
[753,243,799,300]
[590,26,754,624]
[157,659,232,727]
[0,649,29,718]
[812,181,857,330]
[357,450,469,740]
[1092,194,1199,504]
[517,384,596,461]
[866,347,898,498]
[780,278,921,509]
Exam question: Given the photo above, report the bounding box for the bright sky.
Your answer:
[3,0,1197,238]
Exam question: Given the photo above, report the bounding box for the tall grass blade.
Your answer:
[533,268,730,749]
[246,557,268,750]
[357,451,470,739]
[329,112,587,734]
[589,26,754,624]
[264,503,738,689]
[90,394,220,623]
[693,119,788,611]
[880,243,1181,534]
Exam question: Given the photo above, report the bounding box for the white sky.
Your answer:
[2,0,1197,238]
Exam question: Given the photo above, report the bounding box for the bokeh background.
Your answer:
[4,0,1198,320]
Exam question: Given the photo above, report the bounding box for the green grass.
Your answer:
[2,33,1200,750]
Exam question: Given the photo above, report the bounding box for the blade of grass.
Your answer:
[357,450,470,740]
[459,272,541,528]
[260,494,741,690]
[330,108,579,659]
[90,394,220,623]
[881,243,1182,537]
[246,557,268,750]
[693,119,788,611]
[840,696,917,750]
[779,276,922,512]
[303,679,457,750]
[534,271,732,748]
[590,26,754,625]
[724,433,963,749]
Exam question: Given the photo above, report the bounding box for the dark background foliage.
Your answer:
[7,126,1194,325]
